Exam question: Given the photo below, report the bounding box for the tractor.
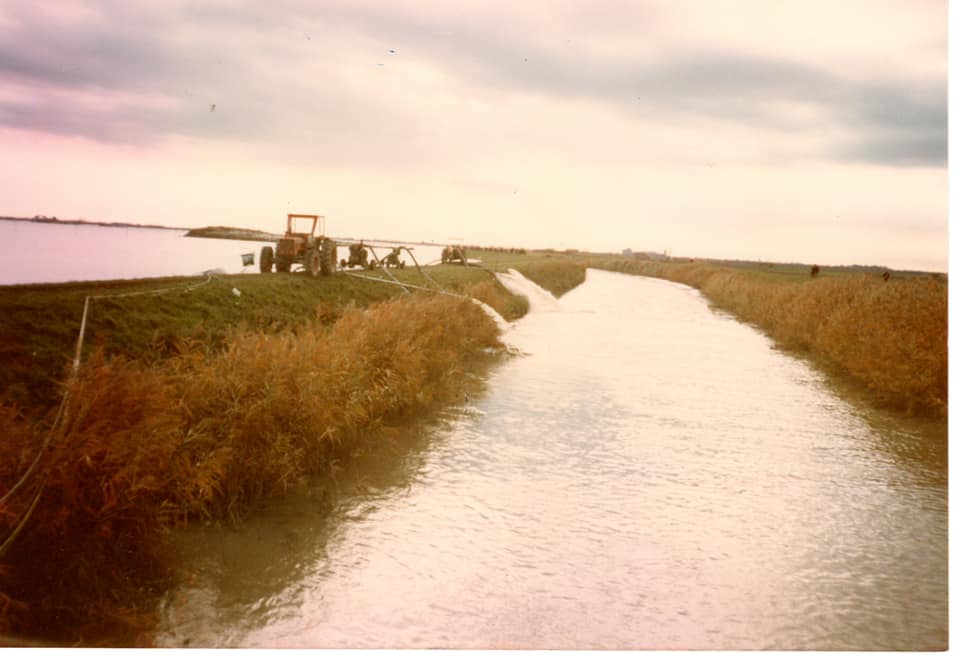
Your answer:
[340,241,375,270]
[441,244,467,265]
[260,213,338,276]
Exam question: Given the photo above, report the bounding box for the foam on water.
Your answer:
[470,269,560,335]
[470,298,512,333]
[494,268,561,312]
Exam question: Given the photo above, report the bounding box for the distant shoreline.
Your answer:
[0,215,187,231]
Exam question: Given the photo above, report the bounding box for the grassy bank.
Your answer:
[512,260,588,297]
[0,255,587,643]
[0,257,585,415]
[589,257,947,417]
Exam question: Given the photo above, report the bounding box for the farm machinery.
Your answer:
[341,242,376,270]
[382,247,406,269]
[441,245,467,265]
[259,213,338,276]
[340,243,407,270]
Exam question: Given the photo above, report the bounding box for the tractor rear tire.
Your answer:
[305,249,321,277]
[276,257,291,273]
[260,246,274,273]
[320,239,336,275]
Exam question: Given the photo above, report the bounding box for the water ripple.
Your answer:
[157,268,946,650]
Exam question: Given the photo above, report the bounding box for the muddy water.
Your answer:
[155,268,947,650]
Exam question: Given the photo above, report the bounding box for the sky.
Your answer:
[0,0,948,271]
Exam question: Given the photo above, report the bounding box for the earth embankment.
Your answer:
[0,253,585,644]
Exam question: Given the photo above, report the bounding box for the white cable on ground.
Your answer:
[0,273,217,556]
[71,274,214,375]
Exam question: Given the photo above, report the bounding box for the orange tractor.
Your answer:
[260,214,338,276]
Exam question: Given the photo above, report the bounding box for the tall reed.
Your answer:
[0,356,180,642]
[593,259,947,416]
[0,292,501,642]
[169,294,502,522]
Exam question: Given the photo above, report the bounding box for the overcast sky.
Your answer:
[0,0,948,270]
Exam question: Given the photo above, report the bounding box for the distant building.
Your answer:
[622,248,633,257]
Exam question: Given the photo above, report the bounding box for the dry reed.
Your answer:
[0,292,501,642]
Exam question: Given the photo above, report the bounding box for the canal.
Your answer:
[155,268,947,650]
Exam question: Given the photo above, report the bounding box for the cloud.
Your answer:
[291,2,946,167]
[833,80,947,166]
[0,2,443,168]
[390,30,946,166]
[0,0,946,169]
[838,133,946,167]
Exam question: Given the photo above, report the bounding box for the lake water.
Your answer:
[0,221,445,285]
[153,268,947,650]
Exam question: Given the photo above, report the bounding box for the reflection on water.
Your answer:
[155,268,947,650]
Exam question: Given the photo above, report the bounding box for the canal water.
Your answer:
[154,268,947,650]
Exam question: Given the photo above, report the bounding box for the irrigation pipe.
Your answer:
[344,271,468,298]
[361,246,408,292]
[394,246,443,290]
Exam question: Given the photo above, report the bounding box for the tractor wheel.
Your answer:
[260,246,274,273]
[276,257,291,273]
[305,249,321,277]
[321,239,336,275]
